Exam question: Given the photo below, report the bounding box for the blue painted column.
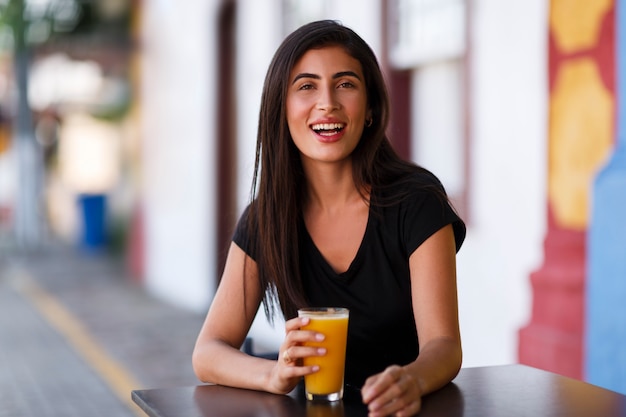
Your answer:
[586,0,626,395]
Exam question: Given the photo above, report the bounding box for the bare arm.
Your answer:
[405,223,462,393]
[192,242,271,389]
[362,224,461,416]
[192,242,322,394]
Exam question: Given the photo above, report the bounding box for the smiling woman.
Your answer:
[193,20,466,417]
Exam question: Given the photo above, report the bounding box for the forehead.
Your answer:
[289,45,364,78]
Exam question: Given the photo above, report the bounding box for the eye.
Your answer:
[297,83,314,91]
[338,81,355,88]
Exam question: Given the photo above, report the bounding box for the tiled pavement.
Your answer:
[0,243,206,417]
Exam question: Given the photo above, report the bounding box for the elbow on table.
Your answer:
[191,343,215,384]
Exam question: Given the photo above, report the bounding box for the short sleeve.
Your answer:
[401,180,466,256]
[232,204,258,261]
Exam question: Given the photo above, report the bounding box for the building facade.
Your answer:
[136,0,626,392]
[137,0,547,368]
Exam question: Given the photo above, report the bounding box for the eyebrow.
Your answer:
[291,71,362,85]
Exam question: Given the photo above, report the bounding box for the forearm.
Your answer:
[404,337,462,396]
[192,339,277,392]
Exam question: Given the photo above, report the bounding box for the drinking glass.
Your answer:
[298,307,349,401]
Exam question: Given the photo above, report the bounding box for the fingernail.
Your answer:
[361,389,371,402]
[315,333,325,341]
[317,348,326,355]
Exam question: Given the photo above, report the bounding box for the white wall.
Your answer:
[235,0,283,214]
[457,0,548,366]
[140,0,219,312]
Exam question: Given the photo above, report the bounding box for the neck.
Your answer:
[302,160,367,213]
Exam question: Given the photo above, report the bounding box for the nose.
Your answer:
[316,86,340,112]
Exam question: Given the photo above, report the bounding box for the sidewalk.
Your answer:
[0,242,206,417]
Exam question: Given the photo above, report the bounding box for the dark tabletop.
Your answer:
[131,364,626,417]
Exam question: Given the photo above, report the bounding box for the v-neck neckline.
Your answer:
[301,206,373,280]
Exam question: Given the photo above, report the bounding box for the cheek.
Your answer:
[286,100,306,126]
[285,108,305,142]
[346,96,368,120]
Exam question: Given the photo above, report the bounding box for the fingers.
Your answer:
[285,316,308,332]
[282,317,325,364]
[361,365,402,402]
[269,317,326,394]
[282,345,326,364]
[278,316,325,373]
[362,366,422,417]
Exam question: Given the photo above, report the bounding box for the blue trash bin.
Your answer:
[78,194,107,250]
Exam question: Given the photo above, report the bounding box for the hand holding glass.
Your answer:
[298,308,349,401]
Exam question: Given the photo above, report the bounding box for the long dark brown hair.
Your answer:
[248,20,444,321]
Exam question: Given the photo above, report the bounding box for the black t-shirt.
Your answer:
[233,172,466,388]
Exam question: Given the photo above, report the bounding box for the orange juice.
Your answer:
[298,308,349,401]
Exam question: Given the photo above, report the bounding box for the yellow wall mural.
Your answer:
[548,0,614,230]
[550,0,612,52]
[549,59,613,229]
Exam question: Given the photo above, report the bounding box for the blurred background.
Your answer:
[1,0,625,410]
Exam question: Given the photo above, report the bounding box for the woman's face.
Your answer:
[286,45,369,167]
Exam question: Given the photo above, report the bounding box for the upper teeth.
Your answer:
[311,123,344,131]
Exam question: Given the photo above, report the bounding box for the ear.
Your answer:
[365,109,373,127]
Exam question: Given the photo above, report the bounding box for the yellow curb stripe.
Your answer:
[14,273,145,417]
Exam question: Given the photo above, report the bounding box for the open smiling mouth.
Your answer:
[311,123,345,137]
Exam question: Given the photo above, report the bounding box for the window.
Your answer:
[388,0,469,216]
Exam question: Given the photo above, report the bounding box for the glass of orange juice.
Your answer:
[298,307,349,402]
